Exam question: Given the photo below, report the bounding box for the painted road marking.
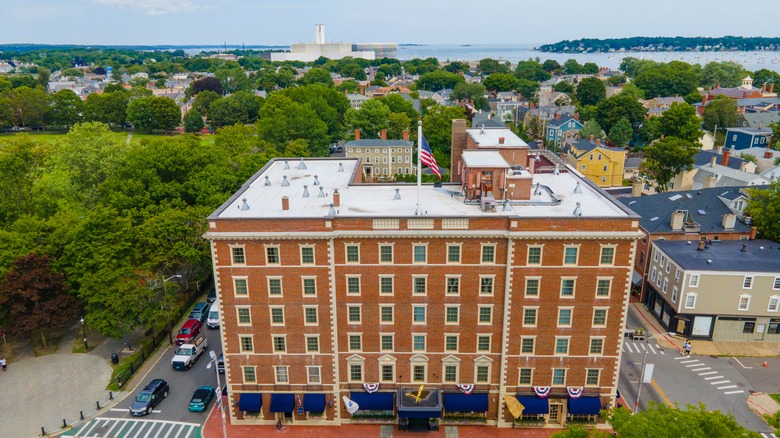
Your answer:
[691,367,711,372]
[624,342,634,353]
[723,390,745,395]
[711,380,730,385]
[680,359,698,364]
[704,376,724,380]
[698,371,717,376]
[647,344,657,354]
[686,363,704,367]
[674,356,686,360]
[718,385,738,390]
[732,357,753,369]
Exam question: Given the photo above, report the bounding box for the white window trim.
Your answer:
[671,286,679,303]
[480,243,497,264]
[412,274,428,296]
[305,335,320,353]
[412,242,429,264]
[233,276,249,297]
[773,277,780,290]
[299,244,316,265]
[236,306,252,326]
[380,333,395,352]
[518,368,534,386]
[442,361,460,384]
[412,304,428,325]
[378,242,395,264]
[345,242,361,264]
[239,334,254,353]
[477,304,494,325]
[592,307,609,327]
[474,362,492,384]
[522,306,539,327]
[557,307,574,328]
[347,333,363,352]
[379,304,394,324]
[525,277,541,298]
[242,365,257,384]
[476,334,492,352]
[689,274,699,288]
[743,275,754,289]
[554,336,571,356]
[600,244,617,266]
[585,368,601,387]
[444,333,460,353]
[229,244,246,266]
[768,295,780,312]
[684,293,697,309]
[306,365,322,384]
[520,336,536,355]
[345,275,361,296]
[527,245,544,266]
[444,304,460,325]
[551,368,567,386]
[379,274,394,296]
[479,275,495,296]
[347,304,362,324]
[412,334,427,352]
[446,243,463,264]
[410,359,429,383]
[347,362,364,383]
[589,336,605,356]
[560,277,577,298]
[595,277,612,298]
[379,360,396,383]
[562,244,580,265]
[738,294,751,311]
[445,274,461,296]
[301,276,317,297]
[267,276,283,297]
[264,244,280,265]
[269,305,285,326]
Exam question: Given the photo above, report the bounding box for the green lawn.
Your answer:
[771,394,780,404]
[0,130,215,147]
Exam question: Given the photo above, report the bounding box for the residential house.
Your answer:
[346,93,369,110]
[699,131,716,150]
[724,127,773,150]
[704,77,775,101]
[546,114,583,146]
[619,186,753,304]
[561,137,626,187]
[733,147,780,173]
[431,89,453,106]
[0,61,15,74]
[344,129,414,180]
[646,239,780,342]
[738,112,780,128]
[623,156,643,181]
[523,106,577,130]
[537,91,571,108]
[449,121,530,183]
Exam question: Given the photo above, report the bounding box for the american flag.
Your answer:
[420,134,442,179]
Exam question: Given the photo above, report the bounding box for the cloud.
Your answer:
[90,0,201,15]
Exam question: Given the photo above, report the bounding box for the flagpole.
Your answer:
[416,119,422,215]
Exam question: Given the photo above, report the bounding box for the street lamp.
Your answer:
[634,331,673,413]
[162,274,182,295]
[80,316,88,351]
[162,275,183,344]
[207,350,228,438]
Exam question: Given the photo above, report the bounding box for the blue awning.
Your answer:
[270,394,295,413]
[238,393,261,412]
[350,392,394,411]
[304,394,326,413]
[443,393,488,412]
[398,409,442,418]
[568,396,602,415]
[517,396,549,415]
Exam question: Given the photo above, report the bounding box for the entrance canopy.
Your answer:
[304,394,326,413]
[443,393,488,412]
[238,393,262,412]
[269,394,295,413]
[516,395,549,415]
[350,392,394,411]
[397,387,443,419]
[567,396,602,415]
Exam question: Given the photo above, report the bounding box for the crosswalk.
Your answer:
[760,432,777,438]
[62,417,201,438]
[623,341,666,355]
[674,356,745,395]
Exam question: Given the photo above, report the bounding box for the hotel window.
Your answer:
[381,364,395,383]
[413,244,427,263]
[519,368,533,385]
[270,306,284,325]
[445,306,459,324]
[275,366,289,384]
[558,308,572,327]
[563,246,578,265]
[552,369,566,386]
[446,276,460,295]
[480,276,494,295]
[445,335,458,352]
[380,276,394,295]
[672,286,678,303]
[231,246,245,265]
[523,308,538,326]
[237,307,251,325]
[481,245,496,263]
[561,278,576,297]
[380,305,394,323]
[349,334,362,351]
[475,365,490,383]
[243,366,256,383]
[527,246,542,265]
[478,306,492,324]
[447,244,461,263]
[346,244,360,263]
[413,305,426,323]
[412,334,426,351]
[738,294,751,311]
[239,336,253,353]
[743,276,753,289]
[412,365,426,382]
[306,336,319,353]
[444,365,458,383]
[585,369,600,386]
[265,246,279,264]
[685,293,697,309]
[555,338,569,355]
[379,244,393,263]
[273,336,286,353]
[589,338,604,355]
[234,277,248,296]
[350,364,363,382]
[521,337,535,354]
[768,296,780,312]
[300,246,314,264]
[413,276,427,295]
[346,276,361,295]
[525,278,540,297]
[347,305,361,323]
[593,309,608,327]
[381,334,394,351]
[477,335,491,352]
[268,277,282,296]
[307,366,321,384]
[596,279,611,297]
[302,277,317,296]
[600,246,615,265]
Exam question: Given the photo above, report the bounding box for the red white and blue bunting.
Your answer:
[457,384,474,395]
[296,395,303,406]
[567,387,584,399]
[363,383,379,393]
[533,387,551,398]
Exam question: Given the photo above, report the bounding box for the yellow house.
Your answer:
[562,138,626,187]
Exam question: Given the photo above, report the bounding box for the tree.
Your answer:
[47,89,84,128]
[345,99,391,139]
[183,108,204,133]
[417,70,464,91]
[515,79,540,101]
[421,105,466,170]
[551,425,611,438]
[595,93,647,133]
[255,94,329,156]
[443,61,470,73]
[127,96,181,133]
[483,73,518,92]
[746,181,780,242]
[83,90,129,127]
[188,76,224,96]
[208,91,263,128]
[61,68,85,78]
[11,86,48,128]
[387,112,412,141]
[699,61,748,88]
[651,102,703,145]
[451,82,486,103]
[298,68,334,87]
[608,403,759,437]
[336,79,360,94]
[339,63,367,81]
[381,93,419,121]
[634,61,698,98]
[579,120,604,140]
[684,90,703,105]
[564,59,584,74]
[608,117,633,147]
[216,67,253,94]
[702,97,739,132]
[771,120,780,149]
[192,90,221,119]
[477,58,509,75]
[542,59,562,74]
[576,77,607,106]
[553,82,575,93]
[640,136,698,192]
[514,60,551,82]
[0,253,79,346]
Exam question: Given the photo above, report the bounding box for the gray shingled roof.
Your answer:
[547,114,581,129]
[619,186,750,235]
[655,239,780,272]
[741,112,780,128]
[694,150,746,170]
[564,138,624,157]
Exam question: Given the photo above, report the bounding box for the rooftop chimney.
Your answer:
[710,156,717,168]
[380,129,387,140]
[240,198,250,210]
[303,185,310,198]
[770,84,775,94]
[722,149,730,166]
[281,196,289,211]
[590,135,594,142]
[498,137,505,144]
[722,213,736,229]
[283,160,290,170]
[394,188,401,200]
[313,175,320,186]
[704,174,717,188]
[671,210,684,230]
[297,158,307,170]
[282,175,290,186]
[716,82,720,89]
[702,94,708,106]
[333,189,340,207]
[318,186,325,198]
[750,226,757,240]
[402,129,409,141]
[716,146,723,154]
[338,163,344,172]
[697,240,705,251]
[595,138,601,145]
[354,129,360,140]
[556,113,561,120]
[762,83,767,94]
[766,151,774,159]
[741,243,748,252]
[264,175,272,186]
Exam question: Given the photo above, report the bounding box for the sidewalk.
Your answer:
[628,296,780,357]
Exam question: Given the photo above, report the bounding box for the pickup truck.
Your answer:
[171,332,208,370]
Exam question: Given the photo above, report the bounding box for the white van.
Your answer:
[206,300,220,329]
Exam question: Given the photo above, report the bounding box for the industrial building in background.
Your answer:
[271,24,397,62]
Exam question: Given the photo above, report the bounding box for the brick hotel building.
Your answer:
[204,123,641,428]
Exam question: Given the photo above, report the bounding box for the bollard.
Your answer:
[80,411,84,420]
[109,391,113,400]
[117,376,122,388]
[130,363,134,374]
[63,419,67,428]
[41,427,45,436]
[96,401,100,410]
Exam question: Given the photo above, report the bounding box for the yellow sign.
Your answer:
[404,385,427,404]
[503,394,525,419]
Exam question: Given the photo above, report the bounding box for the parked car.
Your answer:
[206,286,217,303]
[176,319,202,345]
[188,386,215,412]
[171,332,208,370]
[207,300,220,329]
[129,379,169,416]
[189,302,210,324]
[217,352,224,373]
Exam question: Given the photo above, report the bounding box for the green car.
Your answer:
[188,386,215,412]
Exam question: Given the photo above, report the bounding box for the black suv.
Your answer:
[217,353,225,373]
[129,379,169,416]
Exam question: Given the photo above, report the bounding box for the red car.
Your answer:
[176,319,202,345]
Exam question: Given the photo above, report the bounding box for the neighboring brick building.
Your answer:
[205,140,640,429]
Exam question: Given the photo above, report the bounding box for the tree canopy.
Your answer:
[640,136,699,192]
[746,181,780,242]
[608,403,760,438]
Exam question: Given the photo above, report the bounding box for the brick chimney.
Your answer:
[333,189,340,207]
[702,95,708,106]
[572,113,579,120]
[716,82,720,89]
[354,129,360,140]
[402,129,409,141]
[530,102,535,109]
[281,196,289,211]
[750,226,757,240]
[765,151,773,159]
[498,137,505,144]
[631,181,643,197]
[595,139,601,145]
[380,129,387,140]
[556,113,561,120]
[450,119,468,183]
[762,83,767,94]
[770,84,775,94]
[722,213,736,229]
[722,149,730,166]
[590,135,594,142]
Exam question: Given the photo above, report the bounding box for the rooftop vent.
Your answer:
[282,175,290,186]
[240,198,250,210]
[303,185,310,198]
[264,176,271,186]
[283,160,290,170]
[480,125,485,135]
[573,202,582,217]
[742,243,748,252]
[318,186,325,198]
[535,154,541,162]
[338,163,344,172]
[503,199,510,211]
[707,259,712,264]
[573,181,582,194]
[327,203,336,216]
[394,188,401,200]
[297,158,307,170]
[553,164,560,175]
[313,175,320,186]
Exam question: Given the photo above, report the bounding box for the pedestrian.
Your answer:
[0,357,6,371]
[684,340,691,356]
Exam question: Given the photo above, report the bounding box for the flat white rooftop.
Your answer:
[213,159,631,219]
[461,150,510,168]
[467,128,528,148]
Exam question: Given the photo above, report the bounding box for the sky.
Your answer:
[4,0,780,47]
